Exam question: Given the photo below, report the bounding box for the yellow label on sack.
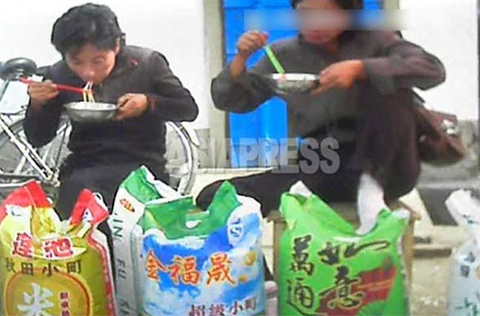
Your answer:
[5,268,91,316]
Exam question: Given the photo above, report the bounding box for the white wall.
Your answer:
[0,0,210,128]
[400,0,479,120]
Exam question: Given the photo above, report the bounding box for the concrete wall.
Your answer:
[400,0,479,120]
[202,0,230,168]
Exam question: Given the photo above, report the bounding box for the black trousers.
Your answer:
[55,162,168,271]
[196,92,421,280]
[197,93,420,215]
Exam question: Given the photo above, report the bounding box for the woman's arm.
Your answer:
[23,68,63,148]
[363,31,446,94]
[211,31,278,113]
[146,52,199,122]
[211,61,275,113]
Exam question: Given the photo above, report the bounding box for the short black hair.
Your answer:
[291,0,364,10]
[51,3,125,56]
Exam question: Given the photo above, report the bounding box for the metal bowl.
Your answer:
[267,73,320,94]
[63,102,118,123]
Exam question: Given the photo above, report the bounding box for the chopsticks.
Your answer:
[20,78,89,94]
[263,45,286,74]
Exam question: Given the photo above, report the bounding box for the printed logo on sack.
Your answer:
[11,233,75,260]
[461,265,471,278]
[5,272,91,316]
[82,209,94,224]
[228,217,244,244]
[6,205,31,217]
[120,199,135,213]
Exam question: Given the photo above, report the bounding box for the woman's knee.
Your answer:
[359,90,416,128]
[195,180,224,210]
[385,164,420,200]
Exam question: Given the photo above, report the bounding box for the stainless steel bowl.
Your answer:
[267,73,320,94]
[63,102,118,123]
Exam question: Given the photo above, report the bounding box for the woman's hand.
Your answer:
[312,60,365,95]
[236,31,269,58]
[115,93,149,121]
[27,80,59,109]
[230,31,269,79]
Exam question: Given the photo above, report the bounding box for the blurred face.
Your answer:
[296,0,350,45]
[65,42,120,84]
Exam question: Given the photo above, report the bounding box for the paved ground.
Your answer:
[412,257,450,316]
[411,226,469,316]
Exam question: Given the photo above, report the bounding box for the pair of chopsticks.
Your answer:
[20,78,90,94]
[263,45,286,74]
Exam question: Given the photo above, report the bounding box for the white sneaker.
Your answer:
[265,280,277,298]
[265,281,278,316]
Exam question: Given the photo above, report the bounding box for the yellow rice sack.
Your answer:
[0,181,116,316]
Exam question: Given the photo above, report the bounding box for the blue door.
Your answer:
[224,0,295,168]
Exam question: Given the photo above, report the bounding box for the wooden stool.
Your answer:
[266,202,420,285]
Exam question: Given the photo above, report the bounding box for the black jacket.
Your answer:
[212,31,445,140]
[24,45,198,175]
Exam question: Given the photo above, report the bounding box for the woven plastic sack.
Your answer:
[0,181,115,316]
[109,166,180,316]
[141,181,265,316]
[446,190,480,316]
[278,182,410,316]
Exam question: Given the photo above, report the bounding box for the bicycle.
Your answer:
[0,57,199,199]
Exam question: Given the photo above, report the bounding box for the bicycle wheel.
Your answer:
[0,115,69,198]
[0,118,197,195]
[165,122,198,194]
[0,115,70,172]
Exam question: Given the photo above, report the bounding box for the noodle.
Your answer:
[83,82,95,103]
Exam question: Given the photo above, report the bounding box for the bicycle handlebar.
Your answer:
[2,106,28,116]
[0,58,38,80]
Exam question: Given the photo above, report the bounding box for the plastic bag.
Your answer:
[0,181,115,316]
[278,182,410,316]
[109,166,180,316]
[446,190,480,316]
[141,181,265,316]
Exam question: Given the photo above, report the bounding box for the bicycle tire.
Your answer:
[0,116,68,198]
[0,118,198,195]
[164,122,198,194]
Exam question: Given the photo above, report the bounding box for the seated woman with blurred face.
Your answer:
[197,0,445,248]
[24,4,198,221]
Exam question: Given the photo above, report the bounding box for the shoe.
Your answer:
[265,280,277,300]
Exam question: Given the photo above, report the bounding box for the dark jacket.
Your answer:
[24,45,198,175]
[212,31,446,141]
